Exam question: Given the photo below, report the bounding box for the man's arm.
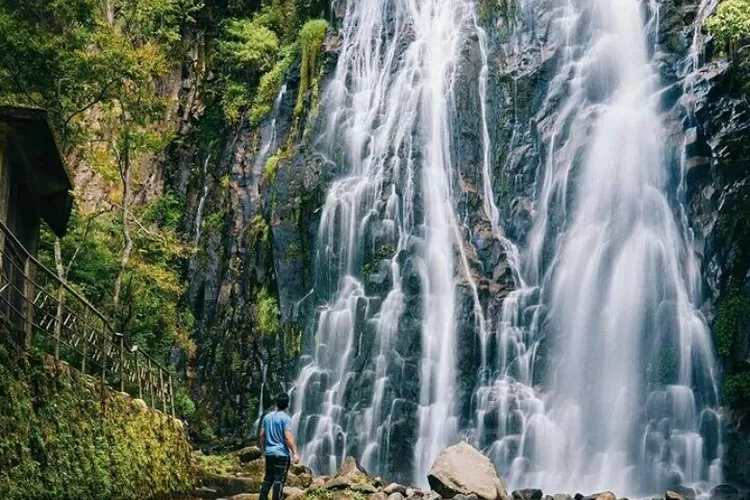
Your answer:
[284,428,300,463]
[258,427,265,450]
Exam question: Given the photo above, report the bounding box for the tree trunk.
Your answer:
[113,143,132,312]
[54,239,66,360]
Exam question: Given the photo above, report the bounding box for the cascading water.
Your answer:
[293,0,483,484]
[291,0,723,493]
[474,0,723,495]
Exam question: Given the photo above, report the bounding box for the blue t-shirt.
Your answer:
[263,410,292,457]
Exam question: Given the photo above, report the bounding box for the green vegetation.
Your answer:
[0,0,329,445]
[256,288,282,337]
[264,154,281,183]
[296,19,329,115]
[196,453,240,476]
[724,372,750,407]
[0,343,193,499]
[705,0,750,55]
[714,286,750,357]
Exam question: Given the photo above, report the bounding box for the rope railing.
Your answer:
[0,219,175,417]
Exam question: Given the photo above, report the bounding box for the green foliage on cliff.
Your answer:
[724,371,750,407]
[714,287,750,357]
[256,288,282,337]
[706,0,750,55]
[0,344,193,499]
[296,19,328,116]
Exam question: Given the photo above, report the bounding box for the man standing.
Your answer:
[259,393,300,500]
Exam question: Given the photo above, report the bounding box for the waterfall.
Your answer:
[292,0,723,493]
[293,0,482,484]
[474,0,722,495]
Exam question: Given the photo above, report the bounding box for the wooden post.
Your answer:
[135,349,143,400]
[81,340,87,375]
[118,334,124,393]
[159,367,166,413]
[168,374,175,418]
[81,309,89,375]
[22,257,34,351]
[54,287,63,362]
[148,358,155,409]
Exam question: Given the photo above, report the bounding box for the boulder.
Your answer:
[455,495,479,500]
[352,483,379,494]
[326,456,373,490]
[670,485,696,500]
[581,492,616,500]
[312,476,331,489]
[552,495,572,500]
[427,442,507,500]
[230,495,260,500]
[385,484,408,496]
[283,486,305,500]
[513,490,543,500]
[709,485,749,500]
[370,493,390,500]
[388,493,406,500]
[234,447,263,464]
[666,492,686,500]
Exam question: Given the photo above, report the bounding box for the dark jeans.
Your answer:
[259,455,290,500]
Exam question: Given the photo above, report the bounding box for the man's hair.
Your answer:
[276,393,290,410]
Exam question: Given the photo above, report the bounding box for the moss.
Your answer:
[256,288,281,337]
[296,19,328,116]
[714,286,750,357]
[264,154,280,183]
[250,214,271,245]
[0,347,193,499]
[648,347,678,385]
[250,45,298,126]
[724,371,750,408]
[306,488,334,500]
[196,453,240,476]
[223,80,252,124]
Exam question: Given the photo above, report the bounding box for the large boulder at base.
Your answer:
[326,456,373,489]
[581,492,616,500]
[427,442,508,500]
[669,486,696,500]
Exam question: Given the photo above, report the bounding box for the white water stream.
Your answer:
[292,0,723,494]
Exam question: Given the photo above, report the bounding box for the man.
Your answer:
[258,393,300,500]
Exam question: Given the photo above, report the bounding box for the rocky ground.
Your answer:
[186,443,750,500]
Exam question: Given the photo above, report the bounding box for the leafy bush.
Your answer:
[705,0,750,54]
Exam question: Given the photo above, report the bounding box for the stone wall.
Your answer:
[0,340,193,500]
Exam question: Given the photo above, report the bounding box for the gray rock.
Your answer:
[283,487,305,500]
[389,493,406,500]
[455,495,479,500]
[427,442,508,500]
[233,446,263,464]
[513,490,543,500]
[669,486,696,500]
[369,493,390,500]
[553,494,572,500]
[385,484,408,496]
[666,492,686,500]
[352,483,379,494]
[326,456,373,490]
